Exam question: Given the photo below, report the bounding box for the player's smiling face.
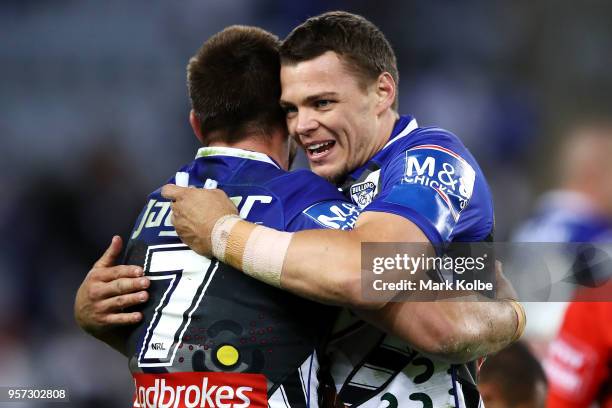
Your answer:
[280,51,385,183]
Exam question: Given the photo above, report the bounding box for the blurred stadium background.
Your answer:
[2,1,612,406]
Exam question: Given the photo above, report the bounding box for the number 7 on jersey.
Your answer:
[138,243,218,367]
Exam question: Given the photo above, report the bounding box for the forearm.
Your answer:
[214,212,431,309]
[218,220,367,307]
[281,228,365,307]
[356,299,520,364]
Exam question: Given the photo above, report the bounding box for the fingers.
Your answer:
[99,290,149,314]
[91,276,150,300]
[102,311,144,326]
[161,184,188,201]
[495,260,503,276]
[94,264,143,283]
[93,235,124,268]
[494,259,518,301]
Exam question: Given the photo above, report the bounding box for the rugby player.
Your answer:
[76,26,363,408]
[546,300,612,407]
[513,121,612,407]
[75,23,516,408]
[162,12,525,408]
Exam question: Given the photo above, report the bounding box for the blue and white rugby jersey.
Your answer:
[513,190,612,243]
[331,116,494,408]
[124,147,359,408]
[513,190,612,289]
[512,190,612,338]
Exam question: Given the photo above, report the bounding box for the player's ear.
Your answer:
[374,72,396,115]
[189,110,206,145]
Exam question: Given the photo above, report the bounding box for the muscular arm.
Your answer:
[162,185,521,362]
[356,299,517,364]
[282,211,518,363]
[280,211,431,308]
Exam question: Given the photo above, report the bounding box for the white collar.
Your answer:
[195,146,280,169]
[382,118,419,150]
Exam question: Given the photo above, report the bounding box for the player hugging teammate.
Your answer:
[76,12,526,408]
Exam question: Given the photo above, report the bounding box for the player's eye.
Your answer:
[282,105,298,118]
[315,99,333,109]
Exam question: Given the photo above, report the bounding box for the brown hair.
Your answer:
[479,342,547,406]
[187,26,285,145]
[280,11,399,110]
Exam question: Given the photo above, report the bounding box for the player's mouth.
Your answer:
[304,140,336,161]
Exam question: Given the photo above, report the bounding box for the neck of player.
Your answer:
[209,127,291,171]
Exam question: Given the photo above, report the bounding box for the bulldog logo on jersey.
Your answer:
[350,181,377,209]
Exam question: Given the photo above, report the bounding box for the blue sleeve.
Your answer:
[265,169,360,232]
[364,143,477,244]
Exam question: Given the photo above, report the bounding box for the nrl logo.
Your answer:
[350,181,376,208]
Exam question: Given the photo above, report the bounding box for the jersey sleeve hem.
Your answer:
[362,201,444,246]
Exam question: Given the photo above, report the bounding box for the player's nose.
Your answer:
[295,110,318,136]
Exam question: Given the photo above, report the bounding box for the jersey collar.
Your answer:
[382,115,419,150]
[342,115,418,184]
[195,146,281,169]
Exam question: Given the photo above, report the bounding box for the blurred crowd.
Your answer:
[2,1,612,406]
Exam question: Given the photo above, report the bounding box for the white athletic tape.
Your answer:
[175,172,190,187]
[242,226,292,288]
[211,214,242,262]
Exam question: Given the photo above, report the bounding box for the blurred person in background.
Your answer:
[479,341,547,408]
[514,120,612,244]
[513,120,612,407]
[545,300,612,407]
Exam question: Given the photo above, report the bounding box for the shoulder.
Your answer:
[372,125,494,241]
[385,126,478,168]
[265,170,358,231]
[379,126,482,199]
[264,169,346,204]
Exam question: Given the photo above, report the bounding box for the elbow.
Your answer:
[413,316,477,364]
[336,269,388,310]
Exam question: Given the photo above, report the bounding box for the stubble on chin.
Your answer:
[312,164,349,186]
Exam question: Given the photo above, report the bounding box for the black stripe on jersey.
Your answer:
[455,363,481,408]
[280,386,291,408]
[360,344,417,373]
[362,364,394,375]
[338,334,418,407]
[280,370,308,408]
[338,385,375,407]
[345,381,378,390]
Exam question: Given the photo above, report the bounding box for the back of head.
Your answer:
[479,342,547,408]
[280,11,399,110]
[560,119,612,183]
[187,26,284,145]
[558,118,612,214]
